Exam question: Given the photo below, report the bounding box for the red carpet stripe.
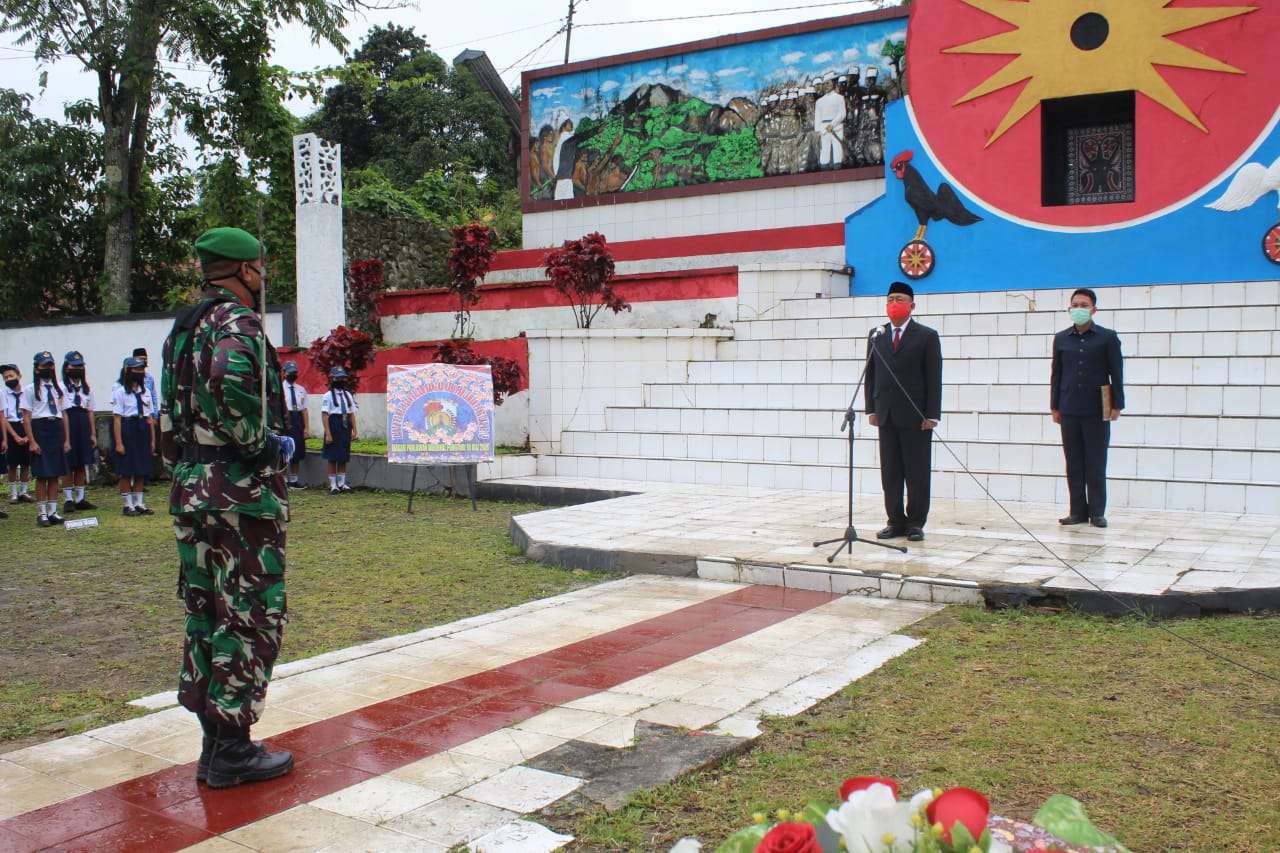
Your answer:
[0,586,837,853]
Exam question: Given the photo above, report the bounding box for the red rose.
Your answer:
[755,822,820,853]
[840,776,899,801]
[926,787,990,844]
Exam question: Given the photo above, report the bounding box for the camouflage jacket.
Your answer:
[160,286,288,520]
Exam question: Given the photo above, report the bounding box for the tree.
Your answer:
[307,25,518,218]
[0,0,365,312]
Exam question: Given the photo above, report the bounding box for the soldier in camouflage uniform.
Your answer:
[160,227,296,788]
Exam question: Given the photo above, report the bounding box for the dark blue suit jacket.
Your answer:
[865,319,943,428]
[1051,323,1124,418]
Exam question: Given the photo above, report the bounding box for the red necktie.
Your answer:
[893,328,901,349]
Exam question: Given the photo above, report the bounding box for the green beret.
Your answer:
[195,227,262,262]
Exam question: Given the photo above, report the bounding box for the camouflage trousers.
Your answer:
[174,510,288,728]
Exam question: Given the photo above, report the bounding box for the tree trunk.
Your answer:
[99,7,161,313]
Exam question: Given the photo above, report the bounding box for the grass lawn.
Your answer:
[2,485,1277,852]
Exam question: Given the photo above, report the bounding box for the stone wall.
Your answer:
[343,209,453,294]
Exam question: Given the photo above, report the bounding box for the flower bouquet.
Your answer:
[670,776,1130,853]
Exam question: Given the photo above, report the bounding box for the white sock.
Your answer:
[123,493,134,508]
[338,473,347,488]
[132,492,145,508]
[75,486,85,502]
[328,475,337,489]
[8,482,15,499]
[64,487,74,501]
[19,482,29,496]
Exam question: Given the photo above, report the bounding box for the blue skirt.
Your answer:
[6,420,30,469]
[286,411,307,461]
[66,408,96,468]
[322,413,351,462]
[29,418,70,479]
[115,417,153,477]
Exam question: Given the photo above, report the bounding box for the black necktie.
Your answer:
[12,390,21,418]
[46,384,57,415]
[73,384,82,407]
[289,384,297,411]
[134,390,144,417]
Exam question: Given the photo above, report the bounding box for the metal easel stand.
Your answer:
[405,463,478,513]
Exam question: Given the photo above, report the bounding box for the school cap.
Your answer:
[123,356,144,369]
[887,281,914,299]
[34,351,55,366]
[195,227,262,262]
[64,351,85,366]
[283,360,299,372]
[329,366,348,378]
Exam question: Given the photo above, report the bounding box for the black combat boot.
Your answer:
[205,725,294,789]
[195,712,217,783]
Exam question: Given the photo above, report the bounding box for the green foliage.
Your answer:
[706,129,764,182]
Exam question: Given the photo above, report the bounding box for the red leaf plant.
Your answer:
[432,340,525,406]
[543,231,631,329]
[446,223,497,339]
[307,325,377,392]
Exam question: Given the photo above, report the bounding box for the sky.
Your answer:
[2,0,892,124]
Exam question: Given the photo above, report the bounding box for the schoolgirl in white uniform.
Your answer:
[2,362,34,505]
[282,360,310,489]
[60,350,98,514]
[320,366,358,494]
[21,351,70,527]
[112,356,154,516]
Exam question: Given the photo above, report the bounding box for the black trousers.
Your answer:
[1060,415,1111,519]
[878,424,933,528]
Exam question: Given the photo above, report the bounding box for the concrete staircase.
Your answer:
[534,281,1280,515]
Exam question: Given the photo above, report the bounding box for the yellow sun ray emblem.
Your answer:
[944,0,1257,146]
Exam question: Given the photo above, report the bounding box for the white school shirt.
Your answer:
[319,389,357,415]
[64,381,96,412]
[111,383,153,418]
[20,382,66,419]
[284,381,309,412]
[3,385,22,421]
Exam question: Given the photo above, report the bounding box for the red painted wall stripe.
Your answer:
[0,586,837,853]
[379,267,737,318]
[491,223,843,271]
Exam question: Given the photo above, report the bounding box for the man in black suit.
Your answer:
[865,281,943,542]
[1051,287,1124,528]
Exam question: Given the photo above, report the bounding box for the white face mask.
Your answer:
[1070,307,1093,326]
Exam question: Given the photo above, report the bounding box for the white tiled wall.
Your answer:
[521,181,884,249]
[527,278,1280,515]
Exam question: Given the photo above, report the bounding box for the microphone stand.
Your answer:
[814,326,908,561]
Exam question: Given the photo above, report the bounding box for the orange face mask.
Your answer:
[886,302,912,323]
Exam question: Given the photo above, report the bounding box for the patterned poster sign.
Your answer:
[386,364,495,465]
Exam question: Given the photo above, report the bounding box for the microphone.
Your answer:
[869,325,884,338]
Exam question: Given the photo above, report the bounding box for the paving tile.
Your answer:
[512,707,619,740]
[222,804,381,853]
[471,819,574,853]
[0,768,90,820]
[383,795,518,848]
[387,751,506,793]
[310,776,444,823]
[450,729,567,766]
[459,766,582,812]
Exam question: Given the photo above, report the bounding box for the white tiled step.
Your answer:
[533,455,1280,514]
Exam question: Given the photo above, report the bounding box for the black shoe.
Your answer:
[0,509,8,519]
[1059,515,1088,525]
[136,505,155,515]
[75,499,97,510]
[906,527,925,542]
[329,487,341,496]
[1090,516,1108,528]
[37,515,51,528]
[339,484,354,493]
[64,500,76,515]
[876,525,906,539]
[205,727,294,789]
[7,497,17,505]
[288,481,307,490]
[47,512,65,525]
[123,506,138,516]
[18,493,35,503]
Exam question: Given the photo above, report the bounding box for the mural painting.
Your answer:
[846,0,1280,293]
[524,10,907,202]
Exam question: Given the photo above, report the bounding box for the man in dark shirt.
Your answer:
[1050,287,1124,528]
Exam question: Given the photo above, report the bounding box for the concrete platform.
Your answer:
[491,476,1280,616]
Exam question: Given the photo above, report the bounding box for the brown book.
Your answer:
[1101,385,1112,420]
